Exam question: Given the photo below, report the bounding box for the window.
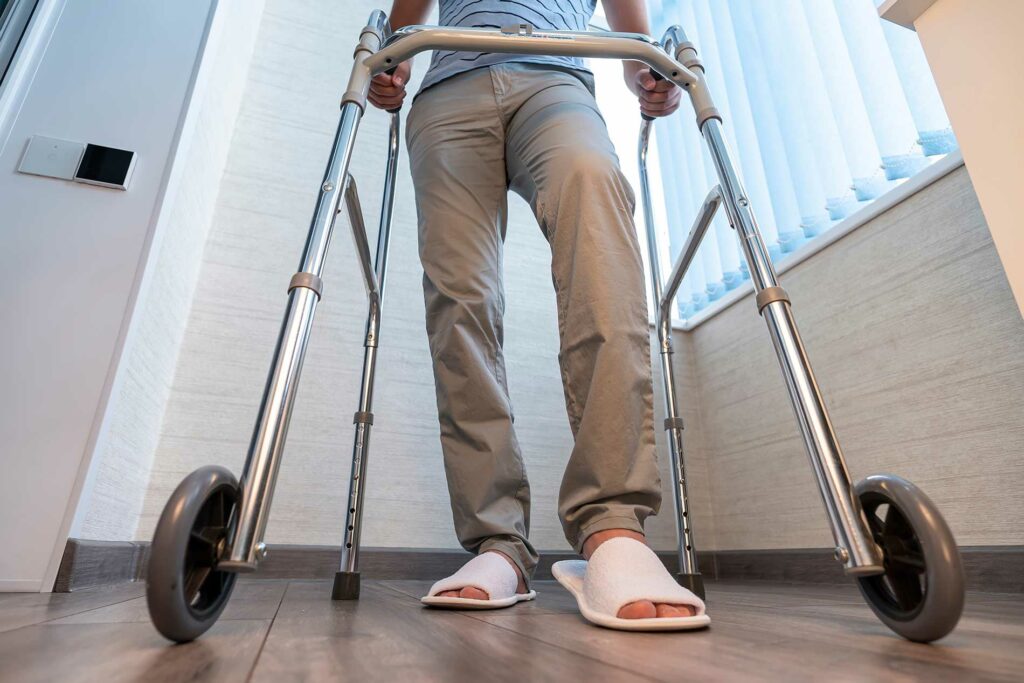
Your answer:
[0,0,39,87]
[592,0,956,322]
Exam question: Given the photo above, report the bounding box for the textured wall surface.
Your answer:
[680,166,1024,551]
[133,0,698,554]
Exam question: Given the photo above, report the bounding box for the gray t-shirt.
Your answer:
[419,0,597,92]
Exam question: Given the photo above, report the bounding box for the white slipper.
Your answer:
[421,552,537,609]
[552,537,710,631]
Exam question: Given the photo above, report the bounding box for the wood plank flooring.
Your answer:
[1,580,1020,682]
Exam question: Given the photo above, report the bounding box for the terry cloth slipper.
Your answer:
[421,552,537,609]
[552,537,710,631]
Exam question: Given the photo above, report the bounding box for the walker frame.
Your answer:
[145,10,965,645]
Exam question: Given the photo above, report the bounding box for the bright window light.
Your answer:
[591,0,956,322]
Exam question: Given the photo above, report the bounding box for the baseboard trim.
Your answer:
[711,548,846,586]
[51,539,708,592]
[708,546,1024,593]
[0,579,44,592]
[53,539,1023,594]
[53,539,149,592]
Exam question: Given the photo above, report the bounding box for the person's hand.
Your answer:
[368,61,412,111]
[625,63,682,119]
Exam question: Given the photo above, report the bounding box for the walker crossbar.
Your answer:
[147,9,966,644]
[658,184,722,338]
[365,25,697,85]
[342,174,382,315]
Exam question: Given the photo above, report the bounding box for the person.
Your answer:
[367,0,707,630]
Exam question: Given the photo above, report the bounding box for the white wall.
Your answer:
[76,0,265,543]
[0,0,215,590]
[912,0,1024,317]
[131,0,693,555]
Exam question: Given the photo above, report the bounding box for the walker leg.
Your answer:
[217,10,389,572]
[699,118,884,574]
[333,112,402,600]
[219,101,367,571]
[637,121,705,598]
[658,350,704,599]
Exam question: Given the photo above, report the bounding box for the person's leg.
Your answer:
[407,68,536,595]
[502,65,690,618]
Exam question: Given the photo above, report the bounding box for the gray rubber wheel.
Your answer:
[146,466,239,643]
[855,475,965,643]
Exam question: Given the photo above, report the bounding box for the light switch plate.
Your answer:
[18,136,86,180]
[74,144,136,190]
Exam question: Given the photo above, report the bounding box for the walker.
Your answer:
[145,10,965,644]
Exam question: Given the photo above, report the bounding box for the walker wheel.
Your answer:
[854,475,965,643]
[146,466,239,642]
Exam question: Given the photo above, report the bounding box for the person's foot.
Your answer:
[436,550,528,600]
[582,529,696,619]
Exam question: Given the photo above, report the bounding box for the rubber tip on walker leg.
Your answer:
[332,571,361,600]
[677,573,705,601]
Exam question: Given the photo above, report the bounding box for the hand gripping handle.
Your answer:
[641,70,665,122]
[385,66,402,114]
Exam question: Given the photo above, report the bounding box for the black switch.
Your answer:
[74,144,136,190]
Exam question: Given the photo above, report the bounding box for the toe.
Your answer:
[655,603,696,618]
[459,587,490,600]
[437,590,460,598]
[617,600,658,619]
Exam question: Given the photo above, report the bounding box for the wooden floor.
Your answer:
[0,579,1021,682]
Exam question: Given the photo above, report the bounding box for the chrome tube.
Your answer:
[658,25,688,58]
[223,101,365,569]
[638,121,664,307]
[300,105,362,276]
[339,112,401,575]
[344,174,382,316]
[367,112,401,347]
[700,122,777,292]
[700,118,883,573]
[637,119,700,580]
[223,285,321,570]
[659,185,721,340]
[341,353,377,573]
[656,351,698,575]
[366,8,388,37]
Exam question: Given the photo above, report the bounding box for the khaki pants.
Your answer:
[407,63,661,584]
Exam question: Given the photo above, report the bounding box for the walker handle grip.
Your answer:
[385,66,402,114]
[641,70,665,122]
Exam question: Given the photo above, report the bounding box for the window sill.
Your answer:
[878,0,941,30]
[663,150,965,333]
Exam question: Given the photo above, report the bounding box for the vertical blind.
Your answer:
[641,0,956,319]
